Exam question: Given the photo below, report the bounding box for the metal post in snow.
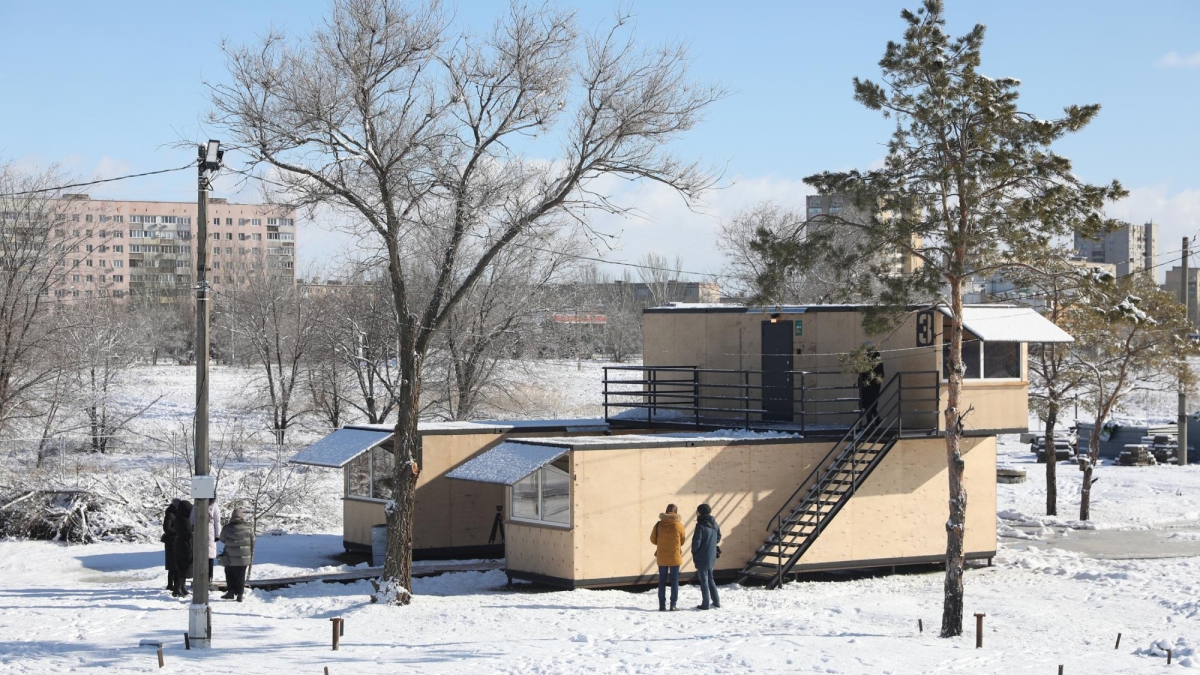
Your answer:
[1180,237,1190,467]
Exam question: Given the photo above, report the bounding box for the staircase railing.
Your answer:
[741,371,939,588]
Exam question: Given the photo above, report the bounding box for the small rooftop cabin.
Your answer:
[447,303,1071,588]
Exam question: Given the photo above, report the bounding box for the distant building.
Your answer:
[1074,222,1158,278]
[805,194,922,276]
[964,258,1118,311]
[610,280,721,305]
[1164,265,1199,326]
[52,195,296,302]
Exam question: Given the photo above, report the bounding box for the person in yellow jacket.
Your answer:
[650,503,686,611]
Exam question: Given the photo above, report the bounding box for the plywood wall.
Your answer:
[533,436,996,584]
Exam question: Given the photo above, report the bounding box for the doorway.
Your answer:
[761,320,794,422]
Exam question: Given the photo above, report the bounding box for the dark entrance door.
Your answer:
[761,320,794,422]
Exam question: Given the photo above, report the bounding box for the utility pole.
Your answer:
[1180,237,1189,467]
[190,140,222,648]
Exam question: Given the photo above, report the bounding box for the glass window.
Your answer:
[511,457,571,526]
[347,453,371,498]
[943,333,981,379]
[983,342,1021,379]
[541,465,570,525]
[371,446,395,500]
[511,473,539,520]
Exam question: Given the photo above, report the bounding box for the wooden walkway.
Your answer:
[215,560,504,592]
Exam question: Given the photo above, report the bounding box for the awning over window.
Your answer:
[940,306,1073,343]
[288,428,393,468]
[446,441,569,485]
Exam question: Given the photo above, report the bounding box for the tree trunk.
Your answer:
[382,347,421,605]
[1080,421,1101,521]
[941,287,967,639]
[1044,401,1058,516]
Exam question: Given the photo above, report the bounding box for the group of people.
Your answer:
[650,503,722,611]
[161,499,255,602]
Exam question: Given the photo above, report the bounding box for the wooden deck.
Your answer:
[214,560,504,592]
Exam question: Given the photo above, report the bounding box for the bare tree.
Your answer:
[210,0,721,602]
[61,301,147,453]
[637,253,682,306]
[1066,274,1196,520]
[222,268,317,444]
[0,163,80,433]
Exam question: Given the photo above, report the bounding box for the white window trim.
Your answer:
[509,462,572,529]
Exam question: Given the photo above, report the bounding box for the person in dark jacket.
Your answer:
[171,500,194,597]
[219,507,254,602]
[691,503,722,610]
[162,499,180,592]
[857,343,885,421]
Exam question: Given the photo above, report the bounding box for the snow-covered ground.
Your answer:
[2,362,1199,673]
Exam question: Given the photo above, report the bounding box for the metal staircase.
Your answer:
[738,371,940,588]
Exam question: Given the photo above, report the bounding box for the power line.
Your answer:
[0,162,198,198]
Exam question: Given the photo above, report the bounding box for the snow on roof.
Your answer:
[288,428,392,468]
[346,418,610,434]
[941,306,1073,343]
[445,441,569,485]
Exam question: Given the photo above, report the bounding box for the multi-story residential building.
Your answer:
[1074,221,1158,278]
[1164,265,1199,327]
[52,195,296,301]
[804,194,922,276]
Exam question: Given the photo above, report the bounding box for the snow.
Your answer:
[288,428,392,467]
[2,532,1199,673]
[3,362,1200,673]
[939,305,1075,343]
[446,441,569,485]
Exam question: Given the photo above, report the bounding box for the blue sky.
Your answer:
[2,1,1198,279]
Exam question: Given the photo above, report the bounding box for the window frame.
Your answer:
[344,443,398,502]
[941,329,1024,382]
[508,457,572,529]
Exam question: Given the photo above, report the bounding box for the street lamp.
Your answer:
[190,139,222,648]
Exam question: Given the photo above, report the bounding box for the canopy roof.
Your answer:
[445,441,569,485]
[940,306,1073,343]
[288,428,392,468]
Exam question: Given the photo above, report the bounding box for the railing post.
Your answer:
[693,368,700,428]
[649,368,656,428]
[776,514,783,589]
[800,371,806,435]
[603,367,609,421]
[744,370,750,429]
[897,372,903,437]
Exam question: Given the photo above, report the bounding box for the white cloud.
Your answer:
[1156,51,1200,68]
[578,173,813,281]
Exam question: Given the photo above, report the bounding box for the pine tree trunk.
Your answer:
[1045,402,1058,516]
[941,288,967,639]
[382,347,421,605]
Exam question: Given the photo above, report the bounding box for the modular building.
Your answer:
[294,303,1070,588]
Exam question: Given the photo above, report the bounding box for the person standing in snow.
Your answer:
[650,503,686,611]
[171,500,194,597]
[190,499,220,586]
[161,498,180,592]
[219,507,254,602]
[691,503,722,610]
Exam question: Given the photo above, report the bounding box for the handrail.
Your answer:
[762,371,938,532]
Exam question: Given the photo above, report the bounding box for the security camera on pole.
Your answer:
[190,139,222,648]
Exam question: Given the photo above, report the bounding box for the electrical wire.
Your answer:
[0,162,199,198]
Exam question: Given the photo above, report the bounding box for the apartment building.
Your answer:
[804,194,922,276]
[53,195,296,301]
[1074,222,1158,278]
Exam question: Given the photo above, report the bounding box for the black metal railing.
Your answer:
[602,365,936,434]
[740,371,940,588]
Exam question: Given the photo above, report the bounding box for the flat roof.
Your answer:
[346,418,611,436]
[500,429,804,452]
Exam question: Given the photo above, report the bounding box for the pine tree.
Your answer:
[751,0,1124,636]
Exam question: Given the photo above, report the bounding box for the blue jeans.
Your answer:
[657,566,679,608]
[697,567,719,608]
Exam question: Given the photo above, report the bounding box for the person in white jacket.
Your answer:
[189,500,221,585]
